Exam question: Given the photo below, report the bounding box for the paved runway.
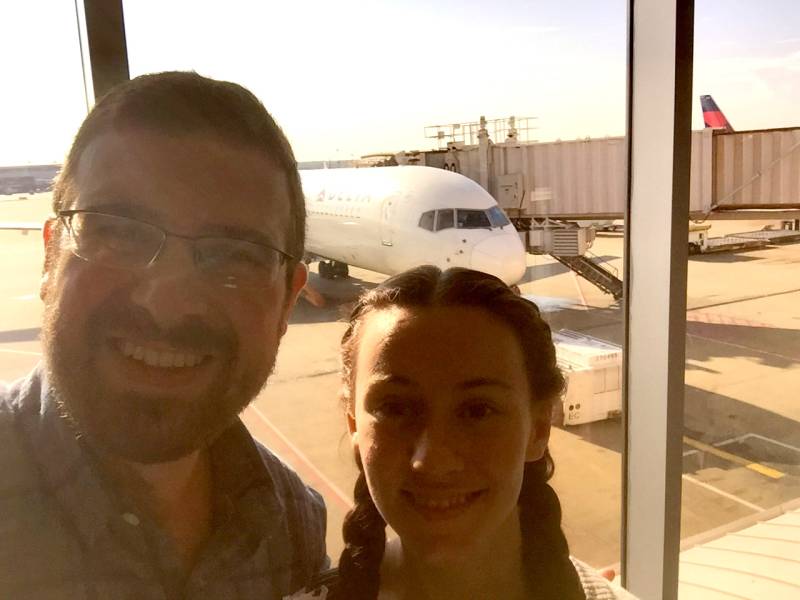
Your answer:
[2,193,798,567]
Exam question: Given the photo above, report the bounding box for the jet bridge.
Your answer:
[406,122,800,220]
[399,119,800,297]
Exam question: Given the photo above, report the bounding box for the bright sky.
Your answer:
[1,0,798,166]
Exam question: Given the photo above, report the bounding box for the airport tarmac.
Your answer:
[1,193,798,568]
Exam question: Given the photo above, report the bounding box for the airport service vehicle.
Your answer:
[300,166,527,285]
[688,222,768,254]
[553,330,622,426]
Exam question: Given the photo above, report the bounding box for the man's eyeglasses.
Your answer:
[57,210,295,290]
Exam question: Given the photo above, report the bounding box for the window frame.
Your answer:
[80,2,696,597]
[418,210,435,231]
[434,208,455,231]
[455,209,492,230]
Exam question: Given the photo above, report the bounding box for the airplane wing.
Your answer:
[0,222,43,231]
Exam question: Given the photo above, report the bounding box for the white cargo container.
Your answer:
[553,330,622,426]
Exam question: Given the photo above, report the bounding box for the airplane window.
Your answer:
[456,209,492,229]
[418,210,435,231]
[486,206,511,228]
[435,209,455,231]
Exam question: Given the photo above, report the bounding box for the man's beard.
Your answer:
[41,289,277,464]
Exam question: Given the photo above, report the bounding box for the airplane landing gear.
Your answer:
[318,261,333,279]
[318,260,349,279]
[333,261,349,278]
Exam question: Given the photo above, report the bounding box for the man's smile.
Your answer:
[118,338,210,368]
[102,335,223,392]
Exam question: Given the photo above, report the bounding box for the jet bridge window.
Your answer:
[456,209,492,229]
[435,209,455,231]
[487,206,511,228]
[418,210,435,231]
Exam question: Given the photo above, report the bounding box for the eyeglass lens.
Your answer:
[66,212,282,288]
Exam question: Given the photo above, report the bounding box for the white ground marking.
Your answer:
[682,474,764,512]
[744,433,800,455]
[571,271,589,308]
[247,404,354,510]
[687,332,799,363]
[683,432,800,459]
[0,348,42,356]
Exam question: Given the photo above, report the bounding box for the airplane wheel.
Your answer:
[333,261,349,278]
[319,261,333,279]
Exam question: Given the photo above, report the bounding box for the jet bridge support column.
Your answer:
[477,116,493,192]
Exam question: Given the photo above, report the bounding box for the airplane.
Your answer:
[700,95,734,132]
[300,166,527,287]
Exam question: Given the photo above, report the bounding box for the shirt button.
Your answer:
[122,512,140,526]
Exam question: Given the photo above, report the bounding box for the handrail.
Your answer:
[586,249,619,278]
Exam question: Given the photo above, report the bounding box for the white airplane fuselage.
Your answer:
[300,166,527,285]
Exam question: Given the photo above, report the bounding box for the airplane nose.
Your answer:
[470,233,527,285]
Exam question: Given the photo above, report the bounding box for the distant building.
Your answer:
[297,159,359,170]
[0,164,61,195]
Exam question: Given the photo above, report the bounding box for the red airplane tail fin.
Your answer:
[700,95,734,132]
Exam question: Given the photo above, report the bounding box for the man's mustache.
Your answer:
[89,302,235,355]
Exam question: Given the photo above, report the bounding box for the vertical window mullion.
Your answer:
[622,1,694,598]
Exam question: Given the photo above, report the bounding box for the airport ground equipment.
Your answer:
[514,214,624,298]
[552,330,622,426]
[730,226,800,245]
[552,254,623,299]
[688,222,767,254]
[686,221,800,254]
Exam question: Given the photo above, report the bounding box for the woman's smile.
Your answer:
[400,488,487,519]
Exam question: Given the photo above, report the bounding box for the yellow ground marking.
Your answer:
[683,436,785,480]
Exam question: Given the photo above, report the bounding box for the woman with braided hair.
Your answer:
[287,266,636,600]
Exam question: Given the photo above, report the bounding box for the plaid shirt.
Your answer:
[0,366,328,599]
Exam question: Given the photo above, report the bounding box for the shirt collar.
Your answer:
[209,416,285,525]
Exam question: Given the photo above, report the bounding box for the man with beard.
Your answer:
[0,72,327,599]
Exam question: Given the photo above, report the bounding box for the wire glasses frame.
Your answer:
[57,209,296,289]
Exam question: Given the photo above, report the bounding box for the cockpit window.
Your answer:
[418,210,435,231]
[431,207,509,232]
[456,209,492,229]
[487,206,511,228]
[435,209,455,231]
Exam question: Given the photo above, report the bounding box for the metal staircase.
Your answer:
[551,253,624,300]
